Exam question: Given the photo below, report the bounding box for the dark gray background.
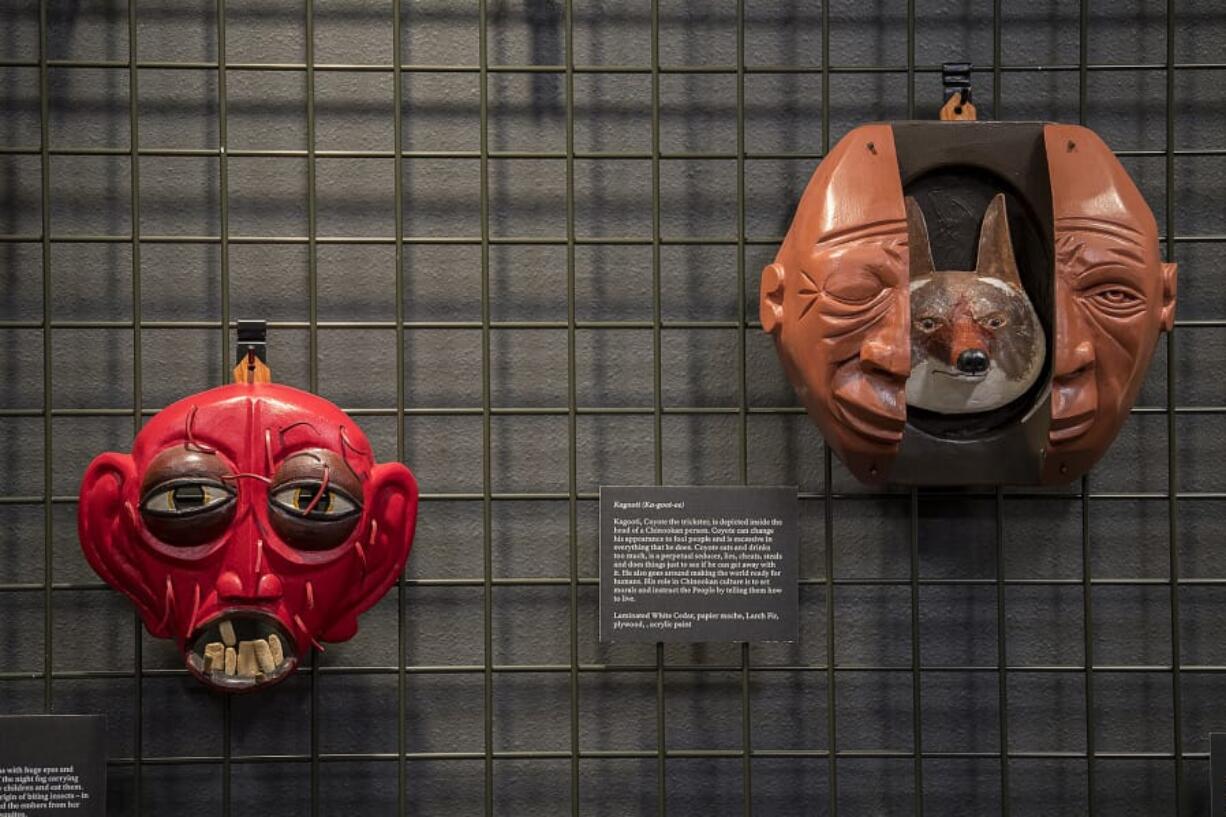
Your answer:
[0,1,1224,816]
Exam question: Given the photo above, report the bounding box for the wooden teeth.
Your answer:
[206,631,287,682]
[203,642,225,674]
[236,641,257,677]
[267,634,284,665]
[254,639,277,674]
[219,620,237,647]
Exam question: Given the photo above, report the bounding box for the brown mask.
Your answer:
[761,124,910,483]
[763,122,1176,485]
[1043,124,1177,481]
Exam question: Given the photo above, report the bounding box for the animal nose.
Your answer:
[956,349,990,374]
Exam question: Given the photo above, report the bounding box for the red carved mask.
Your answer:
[78,383,419,692]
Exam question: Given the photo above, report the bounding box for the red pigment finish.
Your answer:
[78,383,418,692]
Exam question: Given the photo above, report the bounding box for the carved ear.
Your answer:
[760,263,786,335]
[905,196,935,281]
[1161,261,1178,332]
[78,452,165,635]
[320,462,419,643]
[975,193,1024,289]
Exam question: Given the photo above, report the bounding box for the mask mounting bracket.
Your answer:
[939,61,977,121]
[233,319,271,385]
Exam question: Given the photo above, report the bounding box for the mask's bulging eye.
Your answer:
[270,482,360,520]
[144,481,234,515]
[268,449,366,550]
[140,479,236,546]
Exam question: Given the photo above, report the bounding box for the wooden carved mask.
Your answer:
[761,122,1176,485]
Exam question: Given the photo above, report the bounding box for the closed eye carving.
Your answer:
[824,269,887,305]
[821,292,894,343]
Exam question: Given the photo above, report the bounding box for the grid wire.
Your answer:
[0,1,1222,815]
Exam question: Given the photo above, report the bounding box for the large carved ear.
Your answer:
[759,262,786,336]
[975,193,1024,289]
[320,462,419,643]
[1161,261,1177,332]
[78,452,165,634]
[905,196,935,282]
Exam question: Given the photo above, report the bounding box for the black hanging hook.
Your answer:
[236,319,267,366]
[942,61,973,108]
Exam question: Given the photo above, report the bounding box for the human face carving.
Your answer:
[761,124,911,482]
[1043,125,1177,481]
[766,122,1172,485]
[78,383,419,692]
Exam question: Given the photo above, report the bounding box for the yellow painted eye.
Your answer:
[293,486,331,513]
[270,483,359,519]
[915,316,943,333]
[142,481,234,517]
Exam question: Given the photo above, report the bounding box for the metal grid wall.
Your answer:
[0,1,1224,815]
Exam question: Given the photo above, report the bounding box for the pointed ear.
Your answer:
[975,193,1024,289]
[78,452,165,634]
[321,462,419,642]
[1161,261,1178,332]
[905,196,935,281]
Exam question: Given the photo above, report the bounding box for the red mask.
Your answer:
[78,383,419,692]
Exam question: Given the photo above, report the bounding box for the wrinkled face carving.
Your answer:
[766,123,1175,485]
[773,232,911,447]
[78,383,418,692]
[761,125,911,482]
[906,194,1045,414]
[1044,125,1177,481]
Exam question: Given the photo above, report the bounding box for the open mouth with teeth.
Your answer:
[185,611,298,692]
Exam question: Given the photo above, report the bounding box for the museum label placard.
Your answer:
[600,486,798,643]
[0,715,105,817]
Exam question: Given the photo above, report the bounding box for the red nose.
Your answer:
[216,570,283,602]
[948,312,990,368]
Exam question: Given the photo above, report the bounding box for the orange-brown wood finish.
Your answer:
[939,94,977,121]
[1042,124,1177,482]
[761,124,910,484]
[232,350,272,385]
[762,121,1176,485]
